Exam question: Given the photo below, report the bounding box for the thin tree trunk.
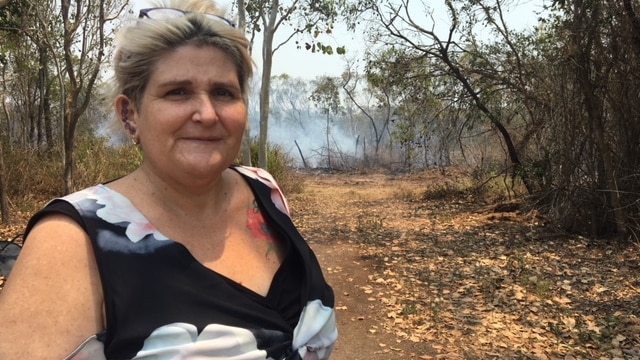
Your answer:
[326,114,331,168]
[258,0,278,169]
[294,140,308,168]
[0,62,12,224]
[237,0,252,166]
[0,143,10,225]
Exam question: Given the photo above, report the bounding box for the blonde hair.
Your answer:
[112,0,253,108]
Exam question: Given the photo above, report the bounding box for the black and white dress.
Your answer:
[25,166,337,360]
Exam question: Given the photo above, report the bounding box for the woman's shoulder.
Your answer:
[60,184,110,204]
[231,165,279,186]
[24,185,109,239]
[231,166,290,216]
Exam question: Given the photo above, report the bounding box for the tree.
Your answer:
[340,61,392,164]
[310,76,342,168]
[364,47,437,168]
[0,0,37,223]
[240,0,344,168]
[535,0,640,237]
[57,0,126,193]
[269,74,311,128]
[345,0,536,191]
[235,0,252,166]
[1,0,128,196]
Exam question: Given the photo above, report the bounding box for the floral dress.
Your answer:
[25,166,337,360]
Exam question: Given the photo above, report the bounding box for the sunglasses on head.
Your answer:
[138,7,236,28]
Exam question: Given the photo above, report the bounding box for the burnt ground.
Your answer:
[290,169,640,360]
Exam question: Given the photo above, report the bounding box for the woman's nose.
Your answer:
[193,95,218,124]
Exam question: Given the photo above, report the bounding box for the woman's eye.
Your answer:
[212,88,235,98]
[166,88,189,97]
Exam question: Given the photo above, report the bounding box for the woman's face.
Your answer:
[131,44,247,184]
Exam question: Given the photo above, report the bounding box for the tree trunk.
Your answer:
[571,0,627,237]
[236,0,252,166]
[294,140,308,168]
[63,101,76,194]
[326,114,331,168]
[258,0,278,169]
[0,97,10,224]
[37,44,48,147]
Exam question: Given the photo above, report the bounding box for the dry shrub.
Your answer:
[73,135,141,189]
[7,135,304,220]
[421,182,471,201]
[4,135,140,214]
[241,140,305,195]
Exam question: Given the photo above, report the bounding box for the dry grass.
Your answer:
[290,168,640,359]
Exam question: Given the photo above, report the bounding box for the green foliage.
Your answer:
[303,41,338,54]
[310,76,342,115]
[243,0,343,54]
[365,47,434,98]
[0,0,31,36]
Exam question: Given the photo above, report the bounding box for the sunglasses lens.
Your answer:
[206,14,236,27]
[142,8,185,20]
[140,8,236,28]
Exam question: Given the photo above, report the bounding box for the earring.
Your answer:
[121,99,138,145]
[124,120,135,135]
[121,100,129,120]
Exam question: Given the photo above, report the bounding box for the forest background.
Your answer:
[0,0,639,242]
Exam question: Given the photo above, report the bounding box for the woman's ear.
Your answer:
[115,95,137,138]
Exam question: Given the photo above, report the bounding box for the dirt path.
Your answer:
[289,169,640,360]
[310,240,431,359]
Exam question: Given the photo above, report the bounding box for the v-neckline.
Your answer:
[95,183,290,300]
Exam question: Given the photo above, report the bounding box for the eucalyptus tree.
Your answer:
[0,0,40,148]
[269,74,312,128]
[345,0,640,237]
[340,54,394,164]
[340,47,436,168]
[0,0,43,223]
[537,0,640,238]
[56,0,129,193]
[345,0,539,192]
[310,75,342,168]
[239,0,345,168]
[368,47,439,168]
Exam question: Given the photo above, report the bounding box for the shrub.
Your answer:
[3,135,140,215]
[239,140,305,195]
[4,135,304,221]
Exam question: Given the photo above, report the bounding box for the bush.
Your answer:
[3,135,304,221]
[3,135,140,214]
[239,140,305,195]
[74,135,141,189]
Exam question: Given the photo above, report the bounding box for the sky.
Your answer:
[130,0,360,79]
[129,0,546,80]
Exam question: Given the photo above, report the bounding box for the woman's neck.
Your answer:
[119,166,237,221]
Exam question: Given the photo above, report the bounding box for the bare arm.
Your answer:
[0,215,104,359]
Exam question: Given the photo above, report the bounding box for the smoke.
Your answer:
[248,110,358,168]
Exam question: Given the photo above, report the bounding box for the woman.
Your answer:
[0,1,337,359]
